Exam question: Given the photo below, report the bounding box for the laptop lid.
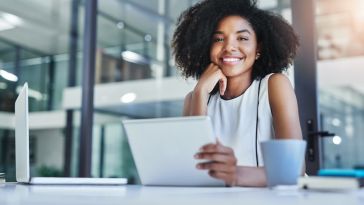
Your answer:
[15,83,30,183]
[123,116,224,186]
[14,83,128,185]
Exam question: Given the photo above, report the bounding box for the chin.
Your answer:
[221,65,243,72]
[223,68,250,78]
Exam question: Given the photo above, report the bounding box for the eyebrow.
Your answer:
[213,29,251,35]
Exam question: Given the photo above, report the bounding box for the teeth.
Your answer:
[223,58,241,62]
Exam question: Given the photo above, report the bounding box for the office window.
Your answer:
[316,0,364,169]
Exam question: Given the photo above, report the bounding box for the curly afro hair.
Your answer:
[172,0,299,80]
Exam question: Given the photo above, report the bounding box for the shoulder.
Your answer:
[267,73,291,85]
[257,73,293,96]
[267,73,293,93]
[266,73,297,111]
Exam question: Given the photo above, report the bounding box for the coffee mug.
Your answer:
[261,139,306,187]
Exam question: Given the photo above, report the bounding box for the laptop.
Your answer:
[123,116,225,186]
[15,83,127,185]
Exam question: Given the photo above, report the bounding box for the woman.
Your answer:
[172,0,302,187]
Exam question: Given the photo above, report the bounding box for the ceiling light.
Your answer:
[332,135,342,145]
[120,92,136,103]
[2,13,22,25]
[331,118,341,127]
[0,12,22,31]
[121,51,149,64]
[116,22,124,29]
[0,20,14,31]
[0,69,18,82]
[144,34,152,42]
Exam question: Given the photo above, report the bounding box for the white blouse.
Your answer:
[207,74,275,166]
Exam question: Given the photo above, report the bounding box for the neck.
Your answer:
[222,74,253,100]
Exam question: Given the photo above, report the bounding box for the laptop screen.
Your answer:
[15,82,30,183]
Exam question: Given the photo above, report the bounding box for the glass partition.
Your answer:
[316,0,364,169]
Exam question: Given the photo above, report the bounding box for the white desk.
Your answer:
[0,183,363,205]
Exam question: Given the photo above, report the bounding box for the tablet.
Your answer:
[123,116,225,186]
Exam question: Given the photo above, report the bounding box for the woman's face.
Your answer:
[210,15,259,78]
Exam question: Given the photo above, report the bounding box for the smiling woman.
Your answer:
[209,15,258,98]
[172,0,302,187]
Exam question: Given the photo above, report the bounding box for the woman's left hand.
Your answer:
[194,140,238,186]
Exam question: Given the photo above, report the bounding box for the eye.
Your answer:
[237,36,249,41]
[213,37,224,43]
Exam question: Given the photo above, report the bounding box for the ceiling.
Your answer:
[0,0,293,57]
[0,0,198,56]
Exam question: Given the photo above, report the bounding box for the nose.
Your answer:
[223,38,238,52]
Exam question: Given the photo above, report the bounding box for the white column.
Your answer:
[153,0,166,80]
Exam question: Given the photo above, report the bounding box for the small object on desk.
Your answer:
[298,176,360,191]
[319,169,364,187]
[318,169,364,178]
[298,169,364,191]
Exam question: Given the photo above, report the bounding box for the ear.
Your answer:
[255,44,262,60]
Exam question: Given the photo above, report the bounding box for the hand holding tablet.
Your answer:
[123,116,225,186]
[195,139,238,186]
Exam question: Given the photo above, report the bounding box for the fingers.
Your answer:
[195,142,238,186]
[196,161,235,173]
[195,153,237,169]
[205,63,221,76]
[219,76,227,96]
[211,63,227,96]
[194,152,234,163]
[209,170,228,179]
[196,162,237,186]
[199,142,234,155]
[195,143,237,171]
[196,63,227,95]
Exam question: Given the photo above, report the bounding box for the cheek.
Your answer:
[210,46,220,62]
[245,46,258,57]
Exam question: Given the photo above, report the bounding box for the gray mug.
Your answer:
[261,139,306,187]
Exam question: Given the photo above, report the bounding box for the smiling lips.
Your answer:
[221,57,244,65]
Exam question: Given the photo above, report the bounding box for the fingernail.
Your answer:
[196,164,201,169]
[194,154,199,159]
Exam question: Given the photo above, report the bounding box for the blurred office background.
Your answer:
[0,0,364,182]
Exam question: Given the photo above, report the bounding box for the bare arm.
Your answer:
[183,63,227,116]
[236,167,266,187]
[197,74,303,187]
[183,90,210,116]
[234,73,303,187]
[268,73,302,140]
[237,74,302,186]
[183,92,193,116]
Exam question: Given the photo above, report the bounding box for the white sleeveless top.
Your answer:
[207,74,275,166]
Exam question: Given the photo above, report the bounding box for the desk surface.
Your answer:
[1,183,363,205]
